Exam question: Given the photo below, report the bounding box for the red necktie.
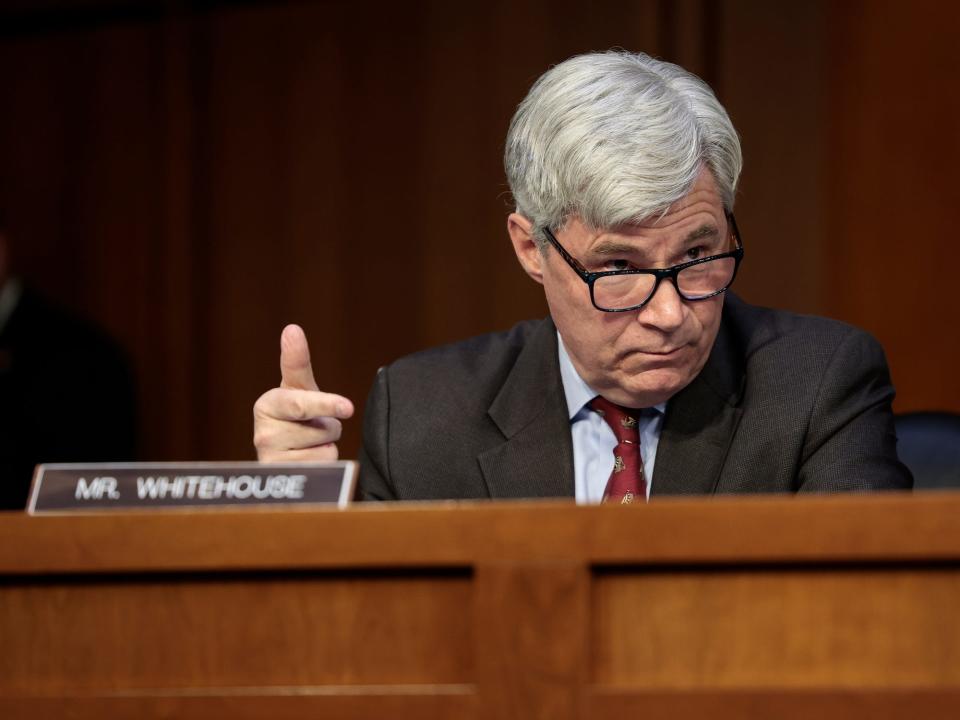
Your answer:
[589,396,647,504]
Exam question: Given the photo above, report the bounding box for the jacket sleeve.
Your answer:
[798,328,913,491]
[357,366,399,501]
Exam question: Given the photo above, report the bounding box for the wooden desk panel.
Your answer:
[593,567,960,688]
[1,493,959,719]
[2,573,473,694]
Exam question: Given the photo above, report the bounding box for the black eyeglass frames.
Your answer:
[540,214,744,313]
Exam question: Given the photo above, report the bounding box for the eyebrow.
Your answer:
[590,240,643,256]
[684,224,720,243]
[589,224,720,256]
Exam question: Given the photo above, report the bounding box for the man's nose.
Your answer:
[637,277,685,331]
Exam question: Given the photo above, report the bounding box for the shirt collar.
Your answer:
[557,331,667,420]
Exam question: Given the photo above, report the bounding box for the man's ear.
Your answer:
[507,213,544,285]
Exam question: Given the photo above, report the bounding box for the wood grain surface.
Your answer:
[1,493,959,718]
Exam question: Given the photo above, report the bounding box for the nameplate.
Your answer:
[27,461,357,514]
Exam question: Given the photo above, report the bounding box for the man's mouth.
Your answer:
[639,346,684,356]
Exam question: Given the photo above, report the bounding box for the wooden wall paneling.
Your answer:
[148,13,209,460]
[189,0,449,459]
[202,4,309,459]
[0,0,717,465]
[0,31,88,305]
[474,1,545,336]
[7,0,957,460]
[718,0,827,315]
[73,23,170,461]
[412,2,532,349]
[824,0,960,413]
[69,23,159,343]
[0,19,175,461]
[273,2,373,458]
[659,0,716,81]
[192,1,411,458]
[326,2,437,446]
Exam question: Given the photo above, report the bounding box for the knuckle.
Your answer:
[252,393,270,418]
[287,395,307,421]
[252,424,276,450]
[254,388,283,418]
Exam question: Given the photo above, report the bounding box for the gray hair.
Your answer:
[505,50,742,245]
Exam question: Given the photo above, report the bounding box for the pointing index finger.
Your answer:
[261,388,353,422]
[279,323,319,391]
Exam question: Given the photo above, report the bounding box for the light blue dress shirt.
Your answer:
[557,334,665,504]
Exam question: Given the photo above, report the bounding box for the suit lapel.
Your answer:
[653,306,745,496]
[478,319,575,498]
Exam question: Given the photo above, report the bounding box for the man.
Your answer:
[0,220,138,509]
[254,51,912,500]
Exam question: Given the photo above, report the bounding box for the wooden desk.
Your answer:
[1,493,958,718]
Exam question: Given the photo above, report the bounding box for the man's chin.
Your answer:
[599,368,692,408]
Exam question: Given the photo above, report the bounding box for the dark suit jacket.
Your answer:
[358,294,912,500]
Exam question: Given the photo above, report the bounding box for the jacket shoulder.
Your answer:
[717,294,909,491]
[723,293,885,373]
[384,318,553,411]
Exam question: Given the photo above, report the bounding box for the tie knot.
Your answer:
[589,396,642,443]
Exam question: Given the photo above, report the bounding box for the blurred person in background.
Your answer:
[0,213,137,509]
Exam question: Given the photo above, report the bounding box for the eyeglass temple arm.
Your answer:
[543,227,591,277]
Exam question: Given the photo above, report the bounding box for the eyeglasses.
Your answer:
[541,214,744,313]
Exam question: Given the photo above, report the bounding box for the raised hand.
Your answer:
[253,324,354,462]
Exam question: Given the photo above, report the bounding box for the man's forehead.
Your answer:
[590,219,721,249]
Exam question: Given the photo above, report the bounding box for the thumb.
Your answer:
[279,324,319,391]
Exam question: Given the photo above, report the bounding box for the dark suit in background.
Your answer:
[359,294,912,500]
[0,285,137,510]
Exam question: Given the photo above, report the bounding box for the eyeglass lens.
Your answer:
[593,256,738,310]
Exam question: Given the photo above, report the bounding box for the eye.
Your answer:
[686,245,706,261]
[603,258,633,272]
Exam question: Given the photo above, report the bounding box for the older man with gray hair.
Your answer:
[254,51,912,500]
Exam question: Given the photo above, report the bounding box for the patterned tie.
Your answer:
[589,396,647,504]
